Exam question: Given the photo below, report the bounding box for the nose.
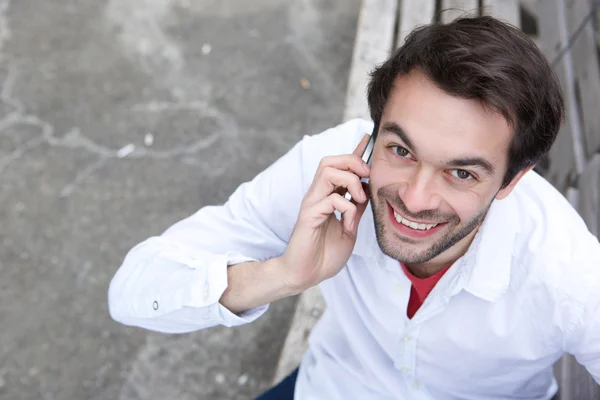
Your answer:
[397,168,442,213]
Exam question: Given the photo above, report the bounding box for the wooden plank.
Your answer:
[556,354,600,400]
[272,286,326,383]
[343,0,399,121]
[579,153,600,237]
[537,0,578,193]
[566,0,600,156]
[555,0,586,175]
[597,5,600,50]
[557,160,600,400]
[520,0,540,21]
[396,0,436,46]
[540,2,600,396]
[481,0,520,27]
[441,0,479,23]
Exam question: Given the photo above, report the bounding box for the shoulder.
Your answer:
[510,171,600,303]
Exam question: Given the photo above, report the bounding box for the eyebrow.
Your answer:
[445,157,496,175]
[381,122,418,153]
[379,121,496,176]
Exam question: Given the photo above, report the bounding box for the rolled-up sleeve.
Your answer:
[108,236,270,333]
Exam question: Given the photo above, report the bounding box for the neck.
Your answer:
[404,261,450,278]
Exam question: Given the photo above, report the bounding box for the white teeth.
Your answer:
[393,210,439,231]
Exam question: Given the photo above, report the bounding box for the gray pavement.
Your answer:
[0,0,360,399]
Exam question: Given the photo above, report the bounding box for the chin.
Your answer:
[377,231,434,264]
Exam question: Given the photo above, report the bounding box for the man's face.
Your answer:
[369,70,518,270]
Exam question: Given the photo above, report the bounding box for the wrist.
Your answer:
[272,256,313,296]
[222,257,302,314]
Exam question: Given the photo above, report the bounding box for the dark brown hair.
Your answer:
[367,16,564,187]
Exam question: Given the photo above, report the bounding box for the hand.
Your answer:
[280,134,372,291]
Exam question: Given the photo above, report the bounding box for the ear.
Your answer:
[495,165,535,200]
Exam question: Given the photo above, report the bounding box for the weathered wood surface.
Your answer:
[343,0,398,122]
[575,150,599,400]
[566,0,600,156]
[538,0,578,192]
[556,354,600,400]
[482,0,520,26]
[396,0,436,46]
[580,154,600,237]
[553,0,588,174]
[441,0,479,23]
[272,286,326,384]
[539,0,600,398]
[521,0,540,20]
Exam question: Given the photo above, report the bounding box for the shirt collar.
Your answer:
[452,195,520,302]
[356,195,519,302]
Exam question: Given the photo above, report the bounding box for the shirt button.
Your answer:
[203,283,210,301]
[412,380,421,390]
[393,284,403,294]
[153,301,159,310]
[401,336,411,342]
[400,367,411,373]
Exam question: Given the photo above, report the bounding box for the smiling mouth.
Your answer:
[392,209,439,231]
[387,202,446,237]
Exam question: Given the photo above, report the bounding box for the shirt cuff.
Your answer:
[216,301,270,327]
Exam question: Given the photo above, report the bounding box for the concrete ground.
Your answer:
[0,0,360,399]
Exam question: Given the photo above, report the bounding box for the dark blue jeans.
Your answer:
[255,368,299,400]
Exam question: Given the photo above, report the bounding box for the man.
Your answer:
[108,16,600,399]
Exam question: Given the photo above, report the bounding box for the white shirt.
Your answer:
[109,118,600,400]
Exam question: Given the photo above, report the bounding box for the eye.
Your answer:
[391,145,414,159]
[449,169,474,181]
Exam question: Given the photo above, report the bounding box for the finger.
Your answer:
[353,133,372,157]
[348,183,370,233]
[309,193,357,233]
[307,167,366,205]
[317,153,370,178]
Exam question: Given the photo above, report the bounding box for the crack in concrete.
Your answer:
[0,64,230,197]
[0,0,242,197]
[131,101,211,112]
[47,126,220,160]
[59,158,107,198]
[0,134,44,174]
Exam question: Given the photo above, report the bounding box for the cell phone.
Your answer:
[343,126,377,202]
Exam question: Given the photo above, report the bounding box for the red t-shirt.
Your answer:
[401,263,452,319]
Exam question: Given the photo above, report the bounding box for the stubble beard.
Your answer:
[370,186,493,265]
